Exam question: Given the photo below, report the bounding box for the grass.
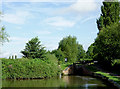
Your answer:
[95,71,120,84]
[79,58,93,61]
[60,62,73,70]
[86,64,120,85]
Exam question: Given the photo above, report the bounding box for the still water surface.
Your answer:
[2,76,115,89]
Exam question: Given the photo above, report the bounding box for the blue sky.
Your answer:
[1,0,104,58]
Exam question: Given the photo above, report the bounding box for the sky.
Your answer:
[0,0,105,58]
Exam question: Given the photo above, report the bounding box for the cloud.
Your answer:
[81,16,97,23]
[2,11,33,24]
[0,52,10,58]
[35,30,52,35]
[4,0,114,2]
[4,0,75,2]
[9,37,28,45]
[44,43,58,51]
[61,0,97,14]
[44,17,75,27]
[0,51,22,58]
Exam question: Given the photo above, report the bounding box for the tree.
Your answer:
[97,0,120,31]
[15,55,17,59]
[93,23,120,66]
[86,44,94,59]
[21,37,46,59]
[58,35,78,62]
[51,49,65,62]
[77,44,86,61]
[0,26,9,45]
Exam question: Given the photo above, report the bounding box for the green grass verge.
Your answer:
[86,64,120,84]
[79,59,93,61]
[60,62,73,70]
[95,71,120,84]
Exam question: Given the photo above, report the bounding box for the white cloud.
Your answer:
[4,0,115,2]
[0,51,22,58]
[35,30,51,35]
[45,43,58,51]
[81,16,97,23]
[44,17,75,27]
[10,37,27,41]
[0,52,10,58]
[9,37,28,45]
[4,0,75,2]
[2,11,33,24]
[61,0,97,14]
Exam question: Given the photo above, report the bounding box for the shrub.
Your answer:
[2,55,60,79]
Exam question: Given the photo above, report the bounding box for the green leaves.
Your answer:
[21,37,46,59]
[0,27,9,45]
[97,0,120,31]
[86,44,94,59]
[93,23,120,65]
[58,35,78,62]
[58,35,85,63]
[2,57,60,79]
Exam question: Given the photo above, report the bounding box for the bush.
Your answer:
[2,54,60,79]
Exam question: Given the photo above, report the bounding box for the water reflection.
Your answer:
[2,76,115,89]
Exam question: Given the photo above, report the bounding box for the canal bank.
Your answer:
[62,63,120,89]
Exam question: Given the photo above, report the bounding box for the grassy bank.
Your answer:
[60,62,73,70]
[1,54,60,79]
[85,64,120,85]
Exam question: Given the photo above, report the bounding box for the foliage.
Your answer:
[15,55,17,59]
[60,62,73,71]
[112,59,120,71]
[2,54,60,79]
[93,23,120,65]
[58,35,85,63]
[79,58,93,61]
[21,37,46,59]
[86,44,94,59]
[97,0,120,31]
[51,49,65,63]
[0,27,9,45]
[77,44,86,61]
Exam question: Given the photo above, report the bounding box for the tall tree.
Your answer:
[97,0,120,31]
[77,44,86,61]
[21,37,46,59]
[58,35,78,62]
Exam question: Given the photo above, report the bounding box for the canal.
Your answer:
[2,76,115,89]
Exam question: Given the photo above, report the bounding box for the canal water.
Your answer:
[2,76,115,89]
